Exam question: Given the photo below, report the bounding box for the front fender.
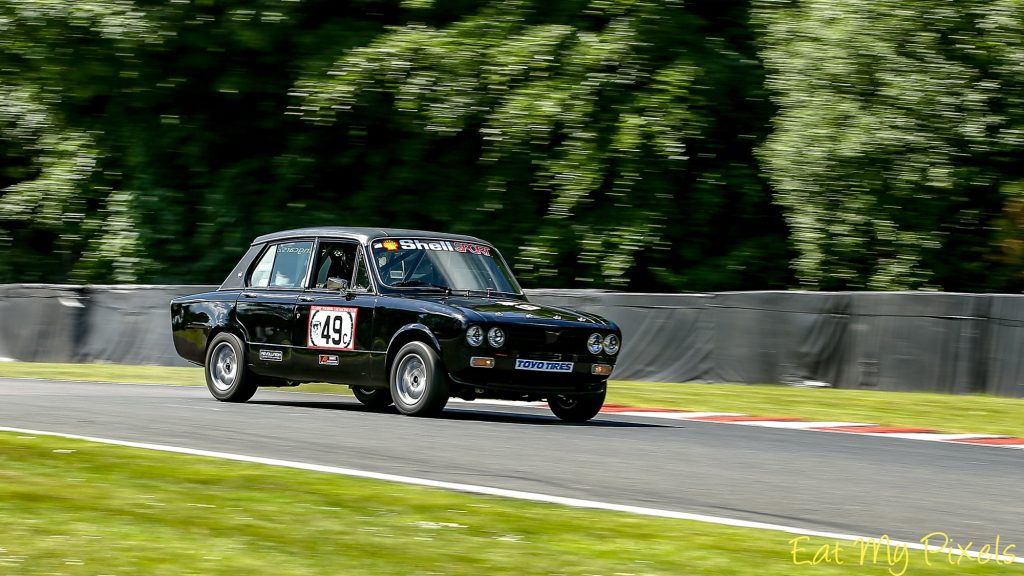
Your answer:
[378,323,446,383]
[386,323,442,356]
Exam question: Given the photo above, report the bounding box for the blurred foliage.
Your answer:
[1,0,1022,292]
[755,0,1024,291]
[0,0,788,290]
[297,0,789,289]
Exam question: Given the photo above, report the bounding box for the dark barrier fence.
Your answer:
[0,284,211,367]
[1,285,1022,397]
[524,290,1024,397]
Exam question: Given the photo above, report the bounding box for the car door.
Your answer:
[235,240,314,378]
[290,240,378,386]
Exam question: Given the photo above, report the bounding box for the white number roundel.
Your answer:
[308,306,358,350]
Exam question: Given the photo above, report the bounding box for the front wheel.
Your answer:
[204,333,258,403]
[352,386,393,409]
[390,341,449,416]
[548,388,606,422]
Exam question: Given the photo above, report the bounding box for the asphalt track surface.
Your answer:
[2,377,1022,547]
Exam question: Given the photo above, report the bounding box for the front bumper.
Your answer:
[446,351,614,397]
[450,372,608,396]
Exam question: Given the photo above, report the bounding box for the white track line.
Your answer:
[457,400,1024,451]
[729,421,875,429]
[838,432,1007,442]
[0,425,1019,565]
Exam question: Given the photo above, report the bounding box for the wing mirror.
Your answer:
[326,277,349,291]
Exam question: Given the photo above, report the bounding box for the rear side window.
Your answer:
[249,247,275,288]
[249,241,313,288]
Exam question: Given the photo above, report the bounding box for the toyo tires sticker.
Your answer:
[308,306,358,350]
[514,359,574,373]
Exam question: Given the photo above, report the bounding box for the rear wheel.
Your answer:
[390,341,449,416]
[548,388,606,422]
[204,333,258,403]
[352,386,393,409]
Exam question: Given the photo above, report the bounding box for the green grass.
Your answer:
[0,431,1019,576]
[2,361,1024,437]
[0,361,206,387]
[0,361,348,396]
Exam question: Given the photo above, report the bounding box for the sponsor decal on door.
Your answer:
[308,306,358,351]
[259,349,283,362]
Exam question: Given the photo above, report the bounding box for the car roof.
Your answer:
[251,227,487,246]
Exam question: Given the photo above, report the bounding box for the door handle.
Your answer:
[298,296,314,302]
[241,292,257,298]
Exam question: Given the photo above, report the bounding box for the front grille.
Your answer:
[505,326,588,355]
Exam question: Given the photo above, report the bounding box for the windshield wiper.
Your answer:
[461,288,520,298]
[391,280,451,295]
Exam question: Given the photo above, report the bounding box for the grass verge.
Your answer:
[2,361,1024,438]
[0,431,1019,575]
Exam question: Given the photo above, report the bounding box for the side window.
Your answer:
[249,246,276,288]
[312,241,359,289]
[269,241,313,288]
[353,248,371,291]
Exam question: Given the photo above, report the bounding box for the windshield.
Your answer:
[370,238,521,295]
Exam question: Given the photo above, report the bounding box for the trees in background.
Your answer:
[2,0,412,283]
[0,1,157,282]
[1,0,1022,292]
[756,0,1024,291]
[297,0,788,290]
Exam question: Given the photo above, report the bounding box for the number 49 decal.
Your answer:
[308,306,358,350]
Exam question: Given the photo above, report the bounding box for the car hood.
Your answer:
[419,296,614,327]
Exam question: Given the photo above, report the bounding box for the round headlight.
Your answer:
[487,326,505,348]
[602,333,620,355]
[587,333,603,355]
[466,325,484,347]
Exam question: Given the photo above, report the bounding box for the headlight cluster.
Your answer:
[588,332,620,355]
[602,333,620,355]
[466,325,506,348]
[468,326,619,354]
[487,327,505,348]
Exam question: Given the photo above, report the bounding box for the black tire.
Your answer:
[389,341,450,416]
[548,388,606,422]
[204,332,258,403]
[352,386,393,409]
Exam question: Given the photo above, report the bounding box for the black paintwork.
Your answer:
[170,228,621,401]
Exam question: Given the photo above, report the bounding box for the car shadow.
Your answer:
[247,398,665,428]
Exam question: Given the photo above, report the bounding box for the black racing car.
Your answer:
[170,227,622,421]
